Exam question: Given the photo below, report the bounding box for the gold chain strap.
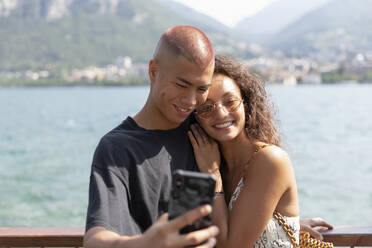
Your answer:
[273,211,334,248]
[273,211,300,248]
[298,232,333,248]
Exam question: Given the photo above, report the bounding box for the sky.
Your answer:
[173,0,277,27]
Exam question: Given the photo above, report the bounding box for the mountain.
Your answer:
[0,0,246,72]
[270,0,372,56]
[156,0,230,33]
[233,0,331,42]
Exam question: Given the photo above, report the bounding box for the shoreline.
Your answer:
[0,83,149,88]
[1,81,372,88]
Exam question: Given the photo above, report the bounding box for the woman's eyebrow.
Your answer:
[222,92,238,98]
[204,93,239,103]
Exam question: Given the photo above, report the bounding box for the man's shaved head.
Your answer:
[153,26,214,69]
[139,25,215,129]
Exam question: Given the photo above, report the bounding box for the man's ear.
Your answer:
[148,59,159,84]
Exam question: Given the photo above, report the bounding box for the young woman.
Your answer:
[188,55,300,247]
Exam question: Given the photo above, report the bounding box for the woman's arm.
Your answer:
[224,146,298,247]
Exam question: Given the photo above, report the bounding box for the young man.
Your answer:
[84,26,218,248]
[84,25,332,248]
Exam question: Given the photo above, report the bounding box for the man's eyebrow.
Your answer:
[176,76,212,89]
[176,76,193,86]
[200,84,211,90]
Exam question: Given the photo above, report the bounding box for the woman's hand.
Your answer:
[188,124,221,177]
[188,124,228,248]
[300,217,333,241]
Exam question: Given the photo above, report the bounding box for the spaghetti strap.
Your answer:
[244,144,269,166]
[229,144,271,194]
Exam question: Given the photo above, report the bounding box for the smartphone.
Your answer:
[168,169,216,234]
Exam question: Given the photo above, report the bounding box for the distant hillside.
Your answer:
[0,0,246,71]
[233,0,331,42]
[270,0,372,55]
[156,0,230,33]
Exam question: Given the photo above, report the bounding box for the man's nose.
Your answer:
[180,91,198,106]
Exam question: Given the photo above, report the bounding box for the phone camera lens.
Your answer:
[176,179,182,188]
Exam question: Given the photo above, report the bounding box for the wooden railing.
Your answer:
[322,226,372,247]
[0,226,372,247]
[0,227,84,247]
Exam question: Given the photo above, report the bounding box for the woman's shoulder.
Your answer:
[259,142,288,158]
[250,142,292,174]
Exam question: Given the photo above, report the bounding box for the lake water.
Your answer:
[0,85,371,227]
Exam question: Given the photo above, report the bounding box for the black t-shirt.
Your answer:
[85,116,198,235]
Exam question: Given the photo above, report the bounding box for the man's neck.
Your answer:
[133,101,181,130]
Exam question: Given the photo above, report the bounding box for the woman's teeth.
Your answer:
[214,121,233,128]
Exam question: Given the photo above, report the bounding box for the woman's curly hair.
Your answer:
[214,55,281,146]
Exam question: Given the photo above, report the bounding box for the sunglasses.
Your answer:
[195,98,243,119]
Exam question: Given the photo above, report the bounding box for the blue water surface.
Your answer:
[0,85,371,227]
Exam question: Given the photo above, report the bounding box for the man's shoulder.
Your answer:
[100,117,143,143]
[93,118,139,156]
[92,118,145,171]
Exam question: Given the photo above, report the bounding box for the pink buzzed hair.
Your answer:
[154,26,215,69]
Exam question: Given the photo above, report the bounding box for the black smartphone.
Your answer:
[168,169,216,234]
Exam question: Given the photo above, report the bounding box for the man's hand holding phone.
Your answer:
[143,204,219,248]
